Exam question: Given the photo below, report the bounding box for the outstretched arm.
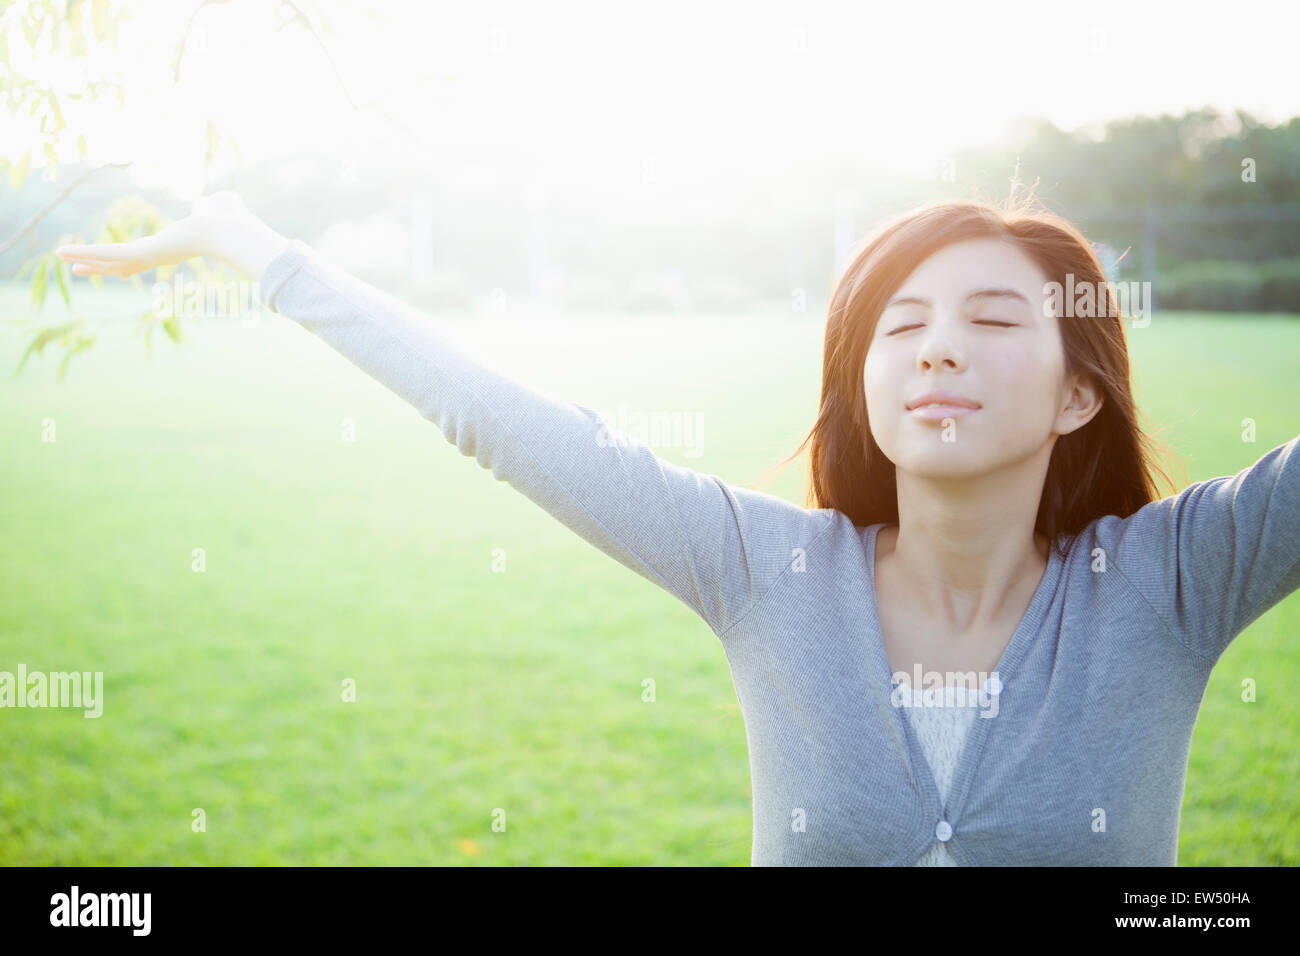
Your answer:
[1094,435,1300,666]
[59,194,830,638]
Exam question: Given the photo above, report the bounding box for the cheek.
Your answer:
[988,350,1064,433]
[862,354,895,420]
[863,345,895,386]
[988,341,1058,396]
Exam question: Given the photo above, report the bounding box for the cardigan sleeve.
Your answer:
[256,239,828,638]
[1094,435,1300,665]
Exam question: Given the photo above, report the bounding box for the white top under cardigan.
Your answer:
[896,682,981,866]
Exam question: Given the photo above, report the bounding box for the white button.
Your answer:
[935,820,953,841]
[984,675,1002,696]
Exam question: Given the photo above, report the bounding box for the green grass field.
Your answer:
[2,280,1297,865]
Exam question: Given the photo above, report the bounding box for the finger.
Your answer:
[57,245,130,261]
[68,260,132,274]
[64,255,130,266]
[71,262,132,276]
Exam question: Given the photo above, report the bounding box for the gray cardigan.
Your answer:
[258,239,1300,865]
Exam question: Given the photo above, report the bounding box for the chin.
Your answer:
[892,446,992,480]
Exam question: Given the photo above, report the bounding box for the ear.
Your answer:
[1057,372,1104,435]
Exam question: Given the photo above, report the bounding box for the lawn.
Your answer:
[1,281,1296,865]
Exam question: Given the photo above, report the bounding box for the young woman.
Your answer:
[57,193,1300,866]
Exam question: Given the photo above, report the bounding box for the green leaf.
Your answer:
[13,338,39,378]
[57,336,95,382]
[91,0,107,41]
[31,257,48,308]
[228,129,245,166]
[162,315,182,344]
[12,319,82,378]
[204,120,218,167]
[54,254,70,308]
[7,149,30,191]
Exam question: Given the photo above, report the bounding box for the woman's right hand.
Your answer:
[56,190,282,279]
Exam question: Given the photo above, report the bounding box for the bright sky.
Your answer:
[9,0,1300,199]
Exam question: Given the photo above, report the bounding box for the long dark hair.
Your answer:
[768,195,1180,555]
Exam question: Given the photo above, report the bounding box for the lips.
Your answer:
[906,390,981,411]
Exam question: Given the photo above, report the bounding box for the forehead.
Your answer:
[892,238,1048,298]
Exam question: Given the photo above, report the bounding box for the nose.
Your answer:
[914,318,967,373]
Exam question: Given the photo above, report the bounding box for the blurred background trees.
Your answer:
[3,0,1298,381]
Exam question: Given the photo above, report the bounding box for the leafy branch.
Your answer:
[5,0,440,380]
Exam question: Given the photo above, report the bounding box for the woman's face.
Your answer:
[864,237,1080,480]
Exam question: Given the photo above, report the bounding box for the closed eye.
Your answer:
[886,320,1016,335]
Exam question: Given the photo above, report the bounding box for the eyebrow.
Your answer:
[886,287,1031,309]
